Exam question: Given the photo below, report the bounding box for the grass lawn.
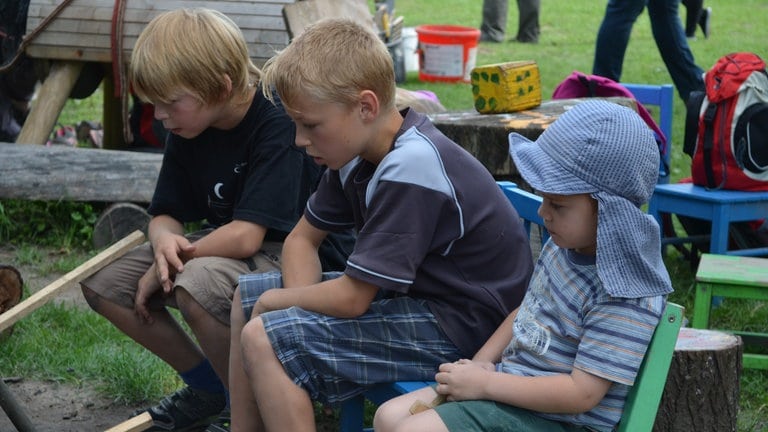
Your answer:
[2,0,767,430]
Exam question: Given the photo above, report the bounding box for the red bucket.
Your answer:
[415,25,480,83]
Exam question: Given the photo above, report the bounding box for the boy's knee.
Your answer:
[79,283,101,312]
[241,318,271,357]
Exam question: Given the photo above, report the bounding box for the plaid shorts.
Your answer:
[238,272,463,405]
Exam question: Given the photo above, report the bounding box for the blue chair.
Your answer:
[338,182,683,432]
[648,183,768,256]
[621,85,768,258]
[621,83,674,184]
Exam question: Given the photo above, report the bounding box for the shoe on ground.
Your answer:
[132,386,226,431]
[699,7,712,39]
[479,32,503,43]
[204,409,231,432]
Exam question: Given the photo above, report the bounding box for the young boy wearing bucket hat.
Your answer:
[374,99,674,432]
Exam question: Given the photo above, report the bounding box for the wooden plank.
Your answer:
[283,0,374,39]
[0,230,145,333]
[104,411,153,432]
[25,0,295,63]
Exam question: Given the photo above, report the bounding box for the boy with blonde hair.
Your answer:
[374,100,673,432]
[227,18,533,431]
[80,9,352,431]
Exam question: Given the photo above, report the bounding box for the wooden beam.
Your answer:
[0,230,145,333]
[104,411,153,432]
[16,61,84,145]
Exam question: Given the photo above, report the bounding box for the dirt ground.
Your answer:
[0,378,146,432]
[0,245,149,432]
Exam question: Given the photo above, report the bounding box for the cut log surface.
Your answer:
[0,265,24,340]
[93,202,150,249]
[653,328,742,432]
[0,143,161,203]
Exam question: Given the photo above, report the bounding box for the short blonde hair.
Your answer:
[130,8,259,105]
[261,18,395,111]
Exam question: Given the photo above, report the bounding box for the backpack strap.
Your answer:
[702,103,719,188]
[683,91,705,158]
[577,75,598,97]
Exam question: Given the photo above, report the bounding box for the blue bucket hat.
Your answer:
[508,99,672,298]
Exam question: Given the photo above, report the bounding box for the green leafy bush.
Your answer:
[0,199,104,249]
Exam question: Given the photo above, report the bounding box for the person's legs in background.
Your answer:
[514,0,540,43]
[681,0,710,38]
[681,0,701,37]
[592,0,647,82]
[647,0,705,101]
[480,0,508,42]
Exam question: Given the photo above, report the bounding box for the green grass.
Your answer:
[2,0,767,429]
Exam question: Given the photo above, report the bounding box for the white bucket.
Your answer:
[402,27,419,72]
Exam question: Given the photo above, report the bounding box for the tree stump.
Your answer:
[654,328,742,432]
[0,265,23,341]
[92,202,150,250]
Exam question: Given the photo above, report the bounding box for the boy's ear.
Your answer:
[222,74,233,97]
[358,90,379,121]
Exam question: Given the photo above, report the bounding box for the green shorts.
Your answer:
[434,400,591,432]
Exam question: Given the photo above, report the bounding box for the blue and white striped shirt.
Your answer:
[499,239,665,431]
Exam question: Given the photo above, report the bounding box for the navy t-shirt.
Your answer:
[148,88,352,270]
[305,108,533,356]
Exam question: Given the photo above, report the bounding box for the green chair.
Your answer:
[617,302,684,432]
[692,253,768,369]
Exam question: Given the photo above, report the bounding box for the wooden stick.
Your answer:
[104,411,153,432]
[0,230,144,333]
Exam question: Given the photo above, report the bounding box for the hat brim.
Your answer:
[508,132,595,195]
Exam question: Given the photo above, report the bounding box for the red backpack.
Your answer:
[683,52,768,191]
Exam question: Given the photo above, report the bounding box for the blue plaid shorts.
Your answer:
[238,271,463,405]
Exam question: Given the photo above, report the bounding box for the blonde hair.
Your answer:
[261,18,395,111]
[130,8,259,105]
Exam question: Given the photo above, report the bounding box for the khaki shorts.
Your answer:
[81,230,282,325]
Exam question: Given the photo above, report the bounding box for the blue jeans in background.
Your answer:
[593,0,704,101]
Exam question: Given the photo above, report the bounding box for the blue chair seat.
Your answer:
[648,183,768,256]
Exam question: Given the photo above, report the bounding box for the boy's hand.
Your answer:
[435,359,494,401]
[135,264,163,323]
[152,233,196,292]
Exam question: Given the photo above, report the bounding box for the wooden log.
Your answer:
[0,265,23,341]
[0,143,161,203]
[429,97,637,179]
[92,202,150,249]
[653,328,742,432]
[0,230,145,333]
[16,61,84,145]
[104,411,153,432]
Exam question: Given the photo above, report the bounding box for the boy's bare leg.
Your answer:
[176,288,230,386]
[374,386,443,432]
[229,288,265,431]
[82,286,203,372]
[241,317,315,432]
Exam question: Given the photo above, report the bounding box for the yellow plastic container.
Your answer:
[471,60,542,114]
